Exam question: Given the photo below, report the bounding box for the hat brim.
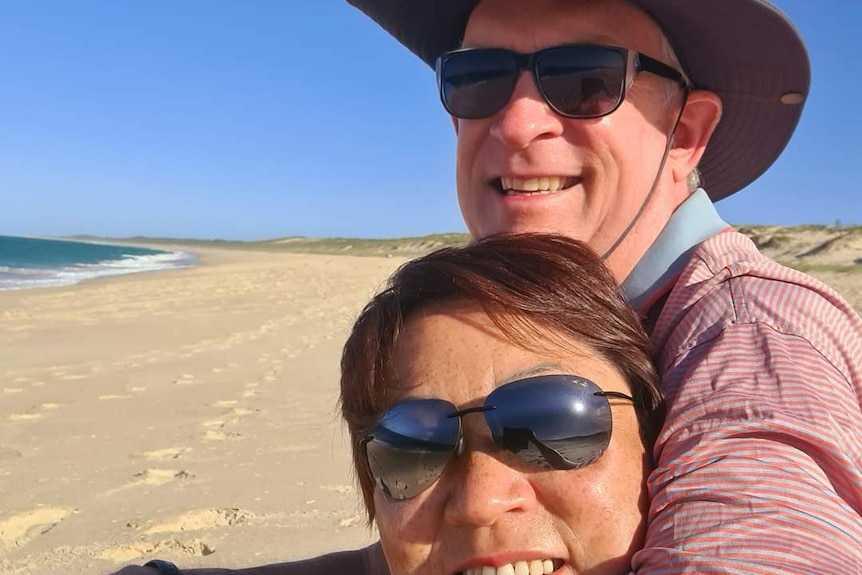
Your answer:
[347,0,810,202]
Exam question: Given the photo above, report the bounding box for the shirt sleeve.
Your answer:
[631,321,862,574]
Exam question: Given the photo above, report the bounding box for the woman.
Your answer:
[134,234,663,575]
[341,233,662,574]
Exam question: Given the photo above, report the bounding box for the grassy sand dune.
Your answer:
[77,224,862,268]
[76,225,862,310]
[737,224,862,270]
[71,233,470,258]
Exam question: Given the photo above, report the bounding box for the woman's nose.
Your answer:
[442,437,538,527]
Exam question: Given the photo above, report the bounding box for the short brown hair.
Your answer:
[340,233,662,521]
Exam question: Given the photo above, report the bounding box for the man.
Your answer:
[134,0,862,573]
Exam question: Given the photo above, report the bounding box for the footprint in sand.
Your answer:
[8,413,41,422]
[137,508,255,535]
[8,403,62,422]
[199,406,256,438]
[104,469,193,496]
[319,485,355,496]
[339,514,363,528]
[173,374,196,385]
[97,537,215,562]
[0,447,23,461]
[0,507,73,548]
[137,447,190,461]
[202,429,241,441]
[133,469,192,485]
[209,400,238,408]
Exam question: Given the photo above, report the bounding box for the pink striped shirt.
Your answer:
[631,228,862,574]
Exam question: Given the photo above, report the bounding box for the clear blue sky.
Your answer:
[1,1,859,240]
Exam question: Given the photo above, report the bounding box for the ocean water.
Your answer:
[0,236,195,291]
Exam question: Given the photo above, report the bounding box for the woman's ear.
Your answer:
[668,90,722,184]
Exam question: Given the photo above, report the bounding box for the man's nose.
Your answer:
[442,444,536,527]
[489,72,565,149]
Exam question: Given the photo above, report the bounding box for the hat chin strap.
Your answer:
[600,94,689,262]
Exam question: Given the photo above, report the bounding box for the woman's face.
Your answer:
[373,305,650,575]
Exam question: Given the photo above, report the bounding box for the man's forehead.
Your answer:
[462,0,665,54]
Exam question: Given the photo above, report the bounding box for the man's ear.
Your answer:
[668,90,722,183]
[451,115,460,135]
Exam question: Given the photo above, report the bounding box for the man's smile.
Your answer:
[496,176,582,196]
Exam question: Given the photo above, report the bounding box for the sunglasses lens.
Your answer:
[364,399,460,500]
[439,45,628,119]
[440,50,518,119]
[537,46,627,117]
[485,375,613,469]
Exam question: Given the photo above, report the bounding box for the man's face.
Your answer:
[374,305,648,575]
[454,0,690,278]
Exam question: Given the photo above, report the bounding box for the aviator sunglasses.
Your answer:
[436,44,690,120]
[361,374,636,500]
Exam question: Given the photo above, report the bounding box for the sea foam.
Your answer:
[0,238,195,291]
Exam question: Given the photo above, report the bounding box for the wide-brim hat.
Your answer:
[347,0,810,202]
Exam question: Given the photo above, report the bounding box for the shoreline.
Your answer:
[0,237,198,294]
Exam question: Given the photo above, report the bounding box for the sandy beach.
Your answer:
[1,245,859,575]
[0,248,408,574]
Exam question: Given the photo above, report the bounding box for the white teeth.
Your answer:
[464,559,556,575]
[500,176,567,194]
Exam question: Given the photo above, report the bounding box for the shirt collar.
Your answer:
[620,188,730,313]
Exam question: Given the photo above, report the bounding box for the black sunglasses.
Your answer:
[360,374,636,501]
[436,44,690,120]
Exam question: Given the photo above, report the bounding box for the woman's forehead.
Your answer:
[387,305,618,404]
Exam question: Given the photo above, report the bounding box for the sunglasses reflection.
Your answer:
[363,374,630,501]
